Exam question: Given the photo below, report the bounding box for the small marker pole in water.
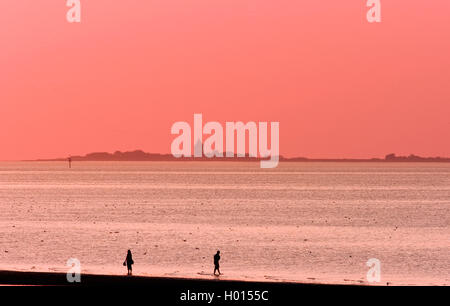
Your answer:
[68,157,72,169]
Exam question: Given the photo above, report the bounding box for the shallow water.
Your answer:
[0,161,449,285]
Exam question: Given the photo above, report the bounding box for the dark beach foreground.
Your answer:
[0,270,346,303]
[0,269,330,287]
[0,270,434,305]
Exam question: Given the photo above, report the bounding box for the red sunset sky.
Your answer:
[0,1,449,160]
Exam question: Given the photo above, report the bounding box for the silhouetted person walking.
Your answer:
[213,250,221,275]
[124,250,134,275]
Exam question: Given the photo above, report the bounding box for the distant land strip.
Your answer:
[30,151,450,162]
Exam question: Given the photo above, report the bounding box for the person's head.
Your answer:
[217,250,220,254]
[128,249,131,255]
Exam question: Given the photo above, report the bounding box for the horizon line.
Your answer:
[3,150,449,162]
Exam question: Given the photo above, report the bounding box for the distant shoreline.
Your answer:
[24,150,450,163]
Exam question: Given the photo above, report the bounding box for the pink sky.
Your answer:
[0,1,449,160]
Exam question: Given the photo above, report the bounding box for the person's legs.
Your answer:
[214,265,220,275]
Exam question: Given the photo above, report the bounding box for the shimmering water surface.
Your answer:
[0,161,449,285]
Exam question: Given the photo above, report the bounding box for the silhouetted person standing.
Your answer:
[213,250,221,275]
[124,250,134,275]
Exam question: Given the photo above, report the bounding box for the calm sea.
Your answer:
[0,161,448,285]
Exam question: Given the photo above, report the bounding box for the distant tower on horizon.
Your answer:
[194,139,203,157]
